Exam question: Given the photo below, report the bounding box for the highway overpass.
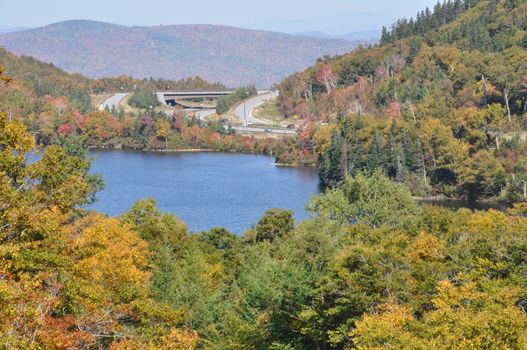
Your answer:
[157,91,234,106]
[157,90,271,106]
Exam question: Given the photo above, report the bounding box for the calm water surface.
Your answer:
[88,150,321,233]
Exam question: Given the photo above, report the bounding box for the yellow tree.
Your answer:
[0,65,11,84]
[156,118,171,148]
[351,280,527,350]
[0,67,194,348]
[421,281,527,350]
[312,124,337,154]
[350,301,426,350]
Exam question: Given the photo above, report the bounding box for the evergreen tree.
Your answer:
[366,132,385,172]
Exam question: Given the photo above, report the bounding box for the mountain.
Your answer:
[0,20,358,87]
[278,0,527,201]
[294,30,380,46]
[341,30,380,42]
[294,31,334,39]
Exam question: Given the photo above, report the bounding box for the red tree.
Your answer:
[316,63,337,94]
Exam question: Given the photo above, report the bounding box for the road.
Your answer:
[234,91,279,126]
[99,93,129,111]
[99,91,295,135]
[193,109,294,134]
[195,109,217,120]
[231,91,296,135]
[229,125,296,135]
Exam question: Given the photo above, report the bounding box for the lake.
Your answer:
[88,150,321,233]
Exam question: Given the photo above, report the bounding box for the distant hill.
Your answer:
[0,46,226,115]
[0,25,30,34]
[341,30,380,42]
[294,30,380,44]
[294,31,335,39]
[248,11,392,38]
[0,20,359,87]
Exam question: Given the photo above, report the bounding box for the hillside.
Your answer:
[0,46,225,112]
[0,20,358,87]
[0,47,292,159]
[278,0,527,202]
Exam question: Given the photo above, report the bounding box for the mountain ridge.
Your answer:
[0,19,359,87]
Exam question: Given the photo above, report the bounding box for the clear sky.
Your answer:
[1,0,439,34]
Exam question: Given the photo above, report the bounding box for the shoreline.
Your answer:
[275,163,316,168]
[88,146,318,168]
[85,147,510,208]
[144,148,218,153]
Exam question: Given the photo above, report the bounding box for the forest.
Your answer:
[2,94,527,348]
[278,0,527,202]
[2,0,527,348]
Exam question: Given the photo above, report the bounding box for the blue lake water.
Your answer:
[88,150,321,233]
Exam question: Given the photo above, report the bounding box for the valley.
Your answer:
[1,0,527,349]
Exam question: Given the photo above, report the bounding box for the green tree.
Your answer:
[128,86,160,109]
[308,171,421,230]
[481,103,507,151]
[121,198,187,248]
[460,149,506,199]
[252,208,295,243]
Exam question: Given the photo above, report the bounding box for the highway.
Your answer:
[229,125,296,135]
[99,90,295,135]
[233,91,279,125]
[194,107,295,135]
[99,93,129,111]
[230,91,296,135]
[195,109,217,120]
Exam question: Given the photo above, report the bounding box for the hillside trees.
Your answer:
[381,0,527,52]
[128,87,160,109]
[216,85,258,114]
[316,63,337,94]
[278,0,527,202]
[0,68,199,348]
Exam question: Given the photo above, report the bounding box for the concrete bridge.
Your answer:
[156,90,270,106]
[157,91,235,106]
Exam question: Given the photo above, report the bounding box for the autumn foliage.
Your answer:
[278,0,527,202]
[3,59,527,349]
[0,70,198,348]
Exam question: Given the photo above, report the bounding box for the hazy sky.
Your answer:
[1,0,439,34]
